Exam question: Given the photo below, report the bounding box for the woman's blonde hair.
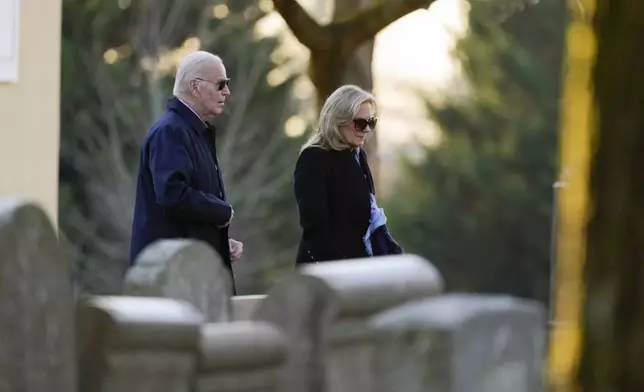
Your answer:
[301,84,376,152]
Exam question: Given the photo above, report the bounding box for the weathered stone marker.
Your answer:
[254,254,444,392]
[232,294,266,320]
[196,321,287,392]
[124,239,233,322]
[77,295,204,392]
[301,255,444,392]
[253,274,338,392]
[370,294,547,392]
[0,197,76,392]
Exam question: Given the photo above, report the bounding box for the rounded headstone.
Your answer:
[0,197,76,392]
[125,239,233,322]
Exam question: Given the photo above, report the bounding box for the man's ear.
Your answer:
[190,79,199,95]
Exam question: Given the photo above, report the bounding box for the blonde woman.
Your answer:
[293,85,403,264]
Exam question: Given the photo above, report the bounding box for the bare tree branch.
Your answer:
[272,0,332,50]
[333,0,435,51]
[273,0,435,54]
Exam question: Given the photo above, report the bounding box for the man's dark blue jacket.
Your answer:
[130,97,232,271]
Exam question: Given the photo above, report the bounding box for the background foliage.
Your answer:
[385,0,567,305]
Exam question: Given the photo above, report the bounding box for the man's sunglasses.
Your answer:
[353,117,377,132]
[195,77,230,91]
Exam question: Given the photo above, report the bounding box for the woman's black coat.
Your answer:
[293,146,402,264]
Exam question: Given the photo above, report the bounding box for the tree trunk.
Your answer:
[309,46,351,104]
[549,0,644,390]
[333,0,377,186]
[576,0,644,390]
[308,0,379,187]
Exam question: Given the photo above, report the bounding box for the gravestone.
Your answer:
[124,239,233,322]
[77,295,204,392]
[232,295,266,320]
[0,197,76,392]
[196,321,287,392]
[253,275,339,392]
[300,255,444,392]
[370,294,547,392]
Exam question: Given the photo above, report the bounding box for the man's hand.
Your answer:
[218,207,234,228]
[229,238,243,261]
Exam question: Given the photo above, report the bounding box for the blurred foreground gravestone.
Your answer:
[196,321,287,392]
[0,198,550,392]
[232,294,266,320]
[253,274,338,392]
[253,255,444,392]
[301,255,444,392]
[371,294,546,392]
[0,197,76,392]
[124,239,233,322]
[77,296,204,392]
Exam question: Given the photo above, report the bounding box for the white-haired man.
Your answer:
[130,51,243,292]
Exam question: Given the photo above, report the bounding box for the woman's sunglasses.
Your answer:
[195,77,231,91]
[353,117,377,132]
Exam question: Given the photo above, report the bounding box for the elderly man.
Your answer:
[130,51,243,291]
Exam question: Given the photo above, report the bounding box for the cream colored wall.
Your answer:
[0,0,62,225]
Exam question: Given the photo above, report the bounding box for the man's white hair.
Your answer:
[173,51,222,97]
